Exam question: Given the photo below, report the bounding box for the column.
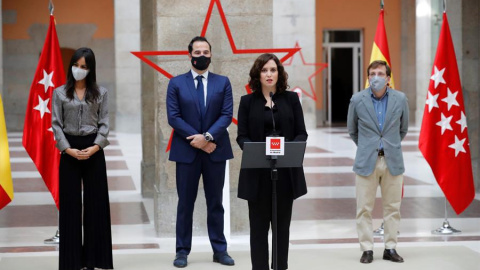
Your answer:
[143,0,273,236]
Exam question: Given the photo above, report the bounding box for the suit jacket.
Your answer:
[167,71,234,163]
[347,87,409,176]
[236,91,308,201]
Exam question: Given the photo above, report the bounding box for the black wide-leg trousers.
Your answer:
[59,134,113,270]
[248,169,294,270]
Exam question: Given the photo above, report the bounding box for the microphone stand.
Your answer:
[269,92,279,270]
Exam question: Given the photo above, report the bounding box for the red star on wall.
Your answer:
[132,0,300,152]
[283,41,328,101]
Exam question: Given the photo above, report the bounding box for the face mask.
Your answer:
[191,55,211,71]
[72,66,89,81]
[369,76,387,92]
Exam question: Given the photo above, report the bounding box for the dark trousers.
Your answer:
[175,151,227,254]
[248,169,293,270]
[59,134,113,270]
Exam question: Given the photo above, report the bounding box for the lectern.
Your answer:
[241,141,306,270]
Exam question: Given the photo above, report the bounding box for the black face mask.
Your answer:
[191,55,211,71]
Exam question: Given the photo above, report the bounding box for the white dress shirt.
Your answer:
[191,69,208,105]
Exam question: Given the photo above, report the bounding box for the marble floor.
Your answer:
[1,127,480,269]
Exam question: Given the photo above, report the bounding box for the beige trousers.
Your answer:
[356,155,403,251]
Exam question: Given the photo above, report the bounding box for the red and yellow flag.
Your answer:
[366,8,395,88]
[0,93,14,210]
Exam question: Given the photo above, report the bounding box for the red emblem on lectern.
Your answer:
[270,139,281,149]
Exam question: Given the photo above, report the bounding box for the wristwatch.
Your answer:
[203,132,213,142]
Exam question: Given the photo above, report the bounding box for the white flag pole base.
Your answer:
[431,220,461,235]
[44,229,60,244]
[432,198,461,235]
[373,222,385,236]
[373,222,400,236]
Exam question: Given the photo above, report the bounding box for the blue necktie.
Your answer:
[196,75,205,115]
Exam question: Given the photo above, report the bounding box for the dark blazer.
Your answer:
[236,91,308,201]
[167,71,234,163]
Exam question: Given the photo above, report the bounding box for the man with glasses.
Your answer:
[347,60,409,264]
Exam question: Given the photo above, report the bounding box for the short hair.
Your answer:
[248,53,289,94]
[367,60,391,77]
[188,36,212,54]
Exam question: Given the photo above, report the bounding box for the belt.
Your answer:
[378,149,385,156]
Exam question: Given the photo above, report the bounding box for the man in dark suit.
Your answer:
[347,60,409,264]
[166,36,234,268]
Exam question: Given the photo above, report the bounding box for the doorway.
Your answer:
[323,30,362,125]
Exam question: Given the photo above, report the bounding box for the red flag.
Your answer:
[419,12,474,214]
[22,15,65,209]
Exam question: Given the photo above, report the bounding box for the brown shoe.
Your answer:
[360,250,373,263]
[383,249,404,263]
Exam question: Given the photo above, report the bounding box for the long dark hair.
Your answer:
[65,47,99,103]
[248,53,289,94]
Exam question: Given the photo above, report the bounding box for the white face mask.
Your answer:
[72,66,89,81]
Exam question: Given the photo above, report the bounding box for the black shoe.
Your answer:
[360,250,373,264]
[213,251,235,266]
[383,249,404,263]
[173,253,188,268]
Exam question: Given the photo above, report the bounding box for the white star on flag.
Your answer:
[441,88,459,111]
[33,96,51,118]
[425,90,439,112]
[38,70,55,93]
[448,135,466,157]
[436,113,453,134]
[456,111,467,133]
[430,66,446,89]
[47,127,56,141]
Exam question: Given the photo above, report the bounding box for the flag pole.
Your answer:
[432,198,461,234]
[373,0,387,237]
[428,5,461,236]
[49,0,54,15]
[43,0,61,245]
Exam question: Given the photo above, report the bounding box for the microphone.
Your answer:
[269,92,277,136]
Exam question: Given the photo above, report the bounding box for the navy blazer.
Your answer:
[236,91,308,201]
[167,71,234,163]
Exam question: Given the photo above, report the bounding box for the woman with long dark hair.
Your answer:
[52,47,113,270]
[236,53,308,270]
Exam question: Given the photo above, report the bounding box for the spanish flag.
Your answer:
[0,93,13,209]
[367,8,395,88]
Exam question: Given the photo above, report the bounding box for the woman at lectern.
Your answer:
[236,53,308,270]
[52,47,113,270]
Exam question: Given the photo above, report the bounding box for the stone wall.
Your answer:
[114,0,141,133]
[144,0,273,236]
[462,0,480,190]
[139,0,157,198]
[273,0,317,129]
[401,0,417,125]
